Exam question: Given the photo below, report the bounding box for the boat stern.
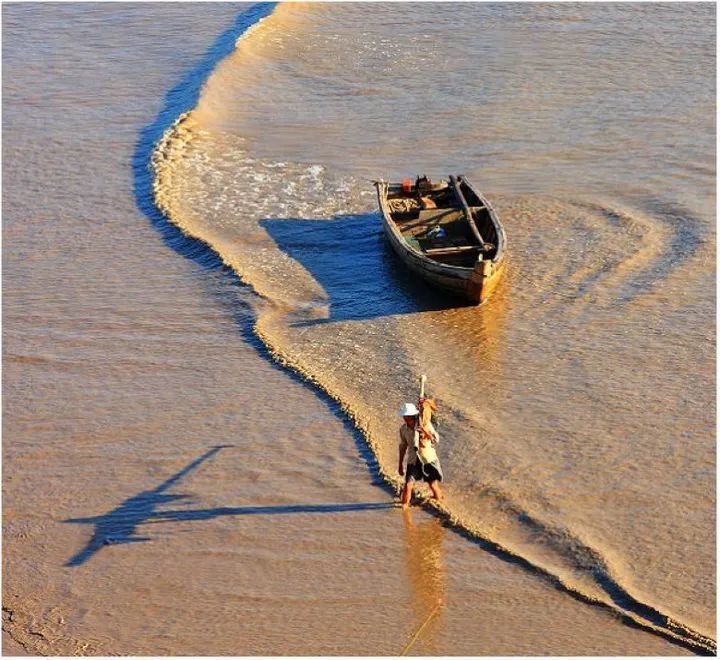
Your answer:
[469,259,501,304]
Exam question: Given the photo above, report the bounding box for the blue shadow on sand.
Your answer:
[63,446,393,567]
[260,214,468,324]
[132,2,277,272]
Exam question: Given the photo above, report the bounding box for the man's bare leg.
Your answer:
[401,481,414,509]
[429,480,443,501]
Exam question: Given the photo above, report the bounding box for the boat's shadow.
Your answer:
[260,213,471,325]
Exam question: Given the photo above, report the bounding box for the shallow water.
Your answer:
[2,2,714,655]
[153,1,716,648]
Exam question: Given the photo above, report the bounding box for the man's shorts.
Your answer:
[405,460,442,483]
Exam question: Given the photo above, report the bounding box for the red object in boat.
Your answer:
[402,178,413,194]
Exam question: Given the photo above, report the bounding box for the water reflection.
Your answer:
[401,509,446,655]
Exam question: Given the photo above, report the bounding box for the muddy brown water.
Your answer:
[3,2,714,655]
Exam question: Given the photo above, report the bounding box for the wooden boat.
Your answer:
[374,174,506,304]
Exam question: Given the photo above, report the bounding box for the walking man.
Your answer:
[398,402,443,509]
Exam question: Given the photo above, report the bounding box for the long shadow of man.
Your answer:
[63,446,229,566]
[63,446,393,567]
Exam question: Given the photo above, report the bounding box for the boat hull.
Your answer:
[376,178,506,305]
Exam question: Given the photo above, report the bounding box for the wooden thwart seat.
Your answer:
[417,208,461,224]
[424,245,482,255]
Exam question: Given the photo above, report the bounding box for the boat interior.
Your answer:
[385,176,499,267]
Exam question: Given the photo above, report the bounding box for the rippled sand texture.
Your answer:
[152,1,715,652]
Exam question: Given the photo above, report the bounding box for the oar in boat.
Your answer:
[449,174,492,252]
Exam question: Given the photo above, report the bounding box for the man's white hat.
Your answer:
[399,402,419,417]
